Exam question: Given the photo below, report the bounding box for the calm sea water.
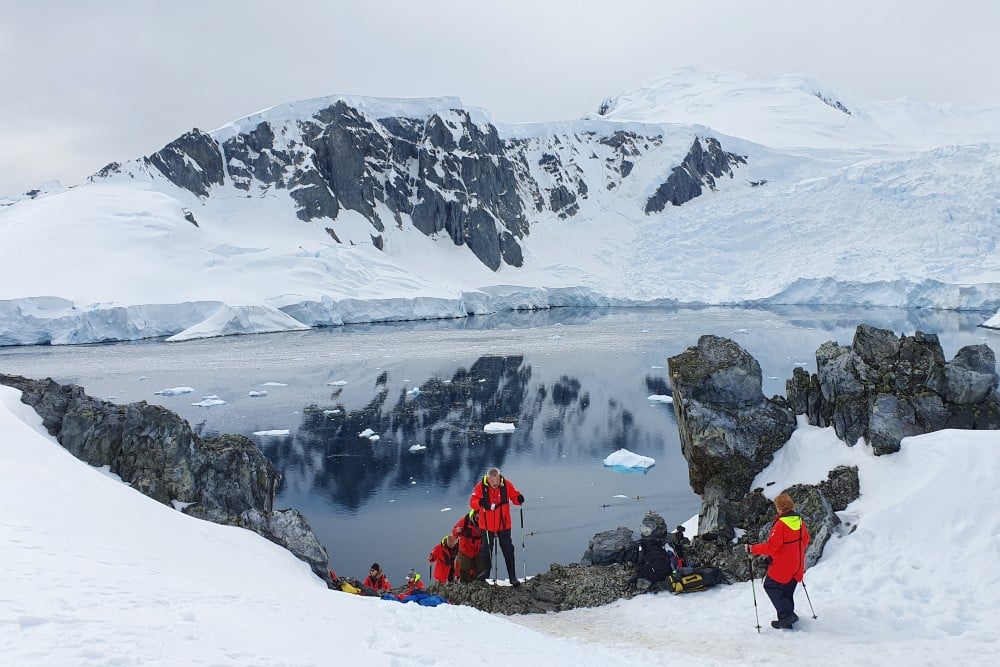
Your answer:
[2,305,994,584]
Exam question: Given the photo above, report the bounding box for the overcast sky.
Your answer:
[2,0,998,195]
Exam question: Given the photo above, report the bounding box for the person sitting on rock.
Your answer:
[399,569,426,598]
[429,534,460,584]
[363,563,392,592]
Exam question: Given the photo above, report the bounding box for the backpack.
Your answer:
[669,566,724,594]
[636,538,681,584]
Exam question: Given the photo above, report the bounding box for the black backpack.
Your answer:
[636,537,679,583]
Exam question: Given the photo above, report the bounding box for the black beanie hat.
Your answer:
[370,563,380,572]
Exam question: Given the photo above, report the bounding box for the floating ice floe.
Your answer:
[248,390,269,397]
[440,507,451,512]
[647,394,673,403]
[369,435,380,442]
[407,388,421,397]
[323,409,341,416]
[327,380,348,386]
[259,382,288,387]
[734,328,750,334]
[603,448,655,470]
[484,422,516,433]
[154,387,194,396]
[612,494,629,499]
[191,396,227,407]
[409,444,427,452]
[253,429,290,437]
[358,428,376,438]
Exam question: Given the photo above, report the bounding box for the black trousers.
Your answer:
[486,529,517,581]
[764,576,798,621]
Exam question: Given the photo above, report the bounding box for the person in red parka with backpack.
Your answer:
[469,467,524,587]
[746,493,811,629]
[428,534,460,584]
[452,509,488,582]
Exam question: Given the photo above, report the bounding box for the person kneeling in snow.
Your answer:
[746,493,811,629]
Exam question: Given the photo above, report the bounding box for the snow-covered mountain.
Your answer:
[3,67,1000,345]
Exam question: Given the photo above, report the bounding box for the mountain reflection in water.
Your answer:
[256,352,689,583]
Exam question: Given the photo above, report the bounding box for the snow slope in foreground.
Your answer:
[2,387,998,665]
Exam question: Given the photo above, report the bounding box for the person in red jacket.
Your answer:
[452,509,488,582]
[397,569,426,599]
[469,467,524,587]
[428,534,460,584]
[746,493,811,629]
[363,563,392,592]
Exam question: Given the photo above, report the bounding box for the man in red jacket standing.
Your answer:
[746,493,811,629]
[469,467,524,587]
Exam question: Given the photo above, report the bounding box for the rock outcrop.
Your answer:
[0,374,330,580]
[786,324,1000,454]
[667,335,796,537]
[644,137,746,212]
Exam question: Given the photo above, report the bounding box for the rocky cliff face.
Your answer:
[110,99,746,272]
[787,324,1000,454]
[0,374,330,580]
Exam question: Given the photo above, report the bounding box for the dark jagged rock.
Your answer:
[795,324,1000,454]
[580,526,634,565]
[146,129,224,197]
[0,374,329,579]
[667,335,796,538]
[645,137,746,212]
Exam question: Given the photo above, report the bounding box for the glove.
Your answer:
[478,497,490,509]
[516,494,524,504]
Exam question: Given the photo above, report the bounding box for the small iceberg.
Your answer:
[440,507,452,512]
[323,409,341,416]
[248,390,269,397]
[647,394,673,404]
[358,428,376,438]
[327,380,348,386]
[191,396,227,407]
[407,388,421,397]
[484,422,516,433]
[603,448,655,471]
[253,429,290,437]
[259,382,288,387]
[409,444,427,452]
[154,387,194,396]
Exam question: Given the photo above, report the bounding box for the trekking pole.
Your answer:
[492,531,499,585]
[747,553,761,633]
[801,580,818,619]
[520,507,526,581]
